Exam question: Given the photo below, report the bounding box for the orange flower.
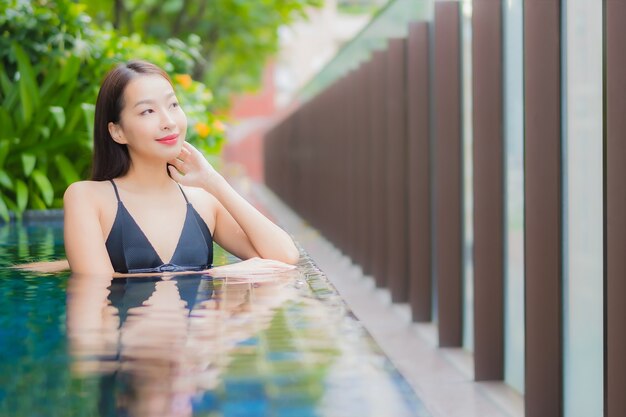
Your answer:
[195,122,211,138]
[174,74,193,90]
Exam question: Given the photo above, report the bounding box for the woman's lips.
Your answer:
[156,133,179,146]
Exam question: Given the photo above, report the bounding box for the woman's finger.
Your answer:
[168,164,184,182]
[168,157,185,171]
[183,141,204,158]
[179,146,191,160]
[207,258,297,277]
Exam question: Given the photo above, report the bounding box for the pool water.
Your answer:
[0,219,430,417]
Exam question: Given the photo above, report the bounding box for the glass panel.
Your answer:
[298,0,433,101]
[461,0,474,352]
[503,0,525,394]
[562,0,604,415]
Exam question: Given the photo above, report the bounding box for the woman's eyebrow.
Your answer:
[133,92,176,108]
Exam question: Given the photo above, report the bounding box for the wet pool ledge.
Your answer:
[247,178,524,417]
[0,209,64,224]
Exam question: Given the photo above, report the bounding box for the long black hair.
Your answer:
[91,60,174,181]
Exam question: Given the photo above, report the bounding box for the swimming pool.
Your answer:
[0,218,430,417]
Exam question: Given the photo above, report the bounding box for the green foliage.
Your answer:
[0,0,225,219]
[84,0,323,108]
[1,0,323,219]
[0,44,95,221]
[172,73,227,156]
[0,0,96,71]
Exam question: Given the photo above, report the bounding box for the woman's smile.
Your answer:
[156,133,179,146]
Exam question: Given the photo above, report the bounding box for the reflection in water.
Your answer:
[0,220,65,267]
[66,268,333,417]
[1,218,426,417]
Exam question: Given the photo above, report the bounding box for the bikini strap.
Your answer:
[177,183,190,204]
[109,179,122,203]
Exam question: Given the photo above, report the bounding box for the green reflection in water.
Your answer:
[220,301,340,414]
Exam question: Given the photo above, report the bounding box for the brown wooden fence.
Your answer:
[264,1,621,416]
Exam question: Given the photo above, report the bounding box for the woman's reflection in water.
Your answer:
[66,269,298,417]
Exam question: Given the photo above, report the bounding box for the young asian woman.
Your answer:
[15,60,299,277]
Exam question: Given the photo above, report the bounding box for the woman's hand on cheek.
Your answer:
[167,141,225,193]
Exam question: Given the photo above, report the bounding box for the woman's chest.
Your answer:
[99,194,215,253]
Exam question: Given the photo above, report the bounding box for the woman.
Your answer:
[60,60,299,275]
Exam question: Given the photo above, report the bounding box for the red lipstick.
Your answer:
[156,133,179,146]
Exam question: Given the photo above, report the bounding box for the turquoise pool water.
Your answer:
[0,219,430,417]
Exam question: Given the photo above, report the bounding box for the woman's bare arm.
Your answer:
[10,182,111,275]
[63,182,116,274]
[209,182,299,264]
[168,142,299,265]
[11,259,70,273]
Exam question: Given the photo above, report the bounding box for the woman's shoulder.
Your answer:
[179,184,218,204]
[179,184,220,218]
[64,180,114,206]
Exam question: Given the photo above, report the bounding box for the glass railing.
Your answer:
[298,0,433,101]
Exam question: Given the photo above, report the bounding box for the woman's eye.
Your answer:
[140,109,154,115]
[171,102,180,108]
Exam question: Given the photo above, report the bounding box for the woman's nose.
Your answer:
[160,110,176,130]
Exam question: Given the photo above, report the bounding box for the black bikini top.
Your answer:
[105,179,213,274]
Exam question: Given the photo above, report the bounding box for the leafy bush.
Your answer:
[83,0,323,108]
[0,0,225,221]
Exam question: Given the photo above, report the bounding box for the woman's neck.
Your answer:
[119,155,174,193]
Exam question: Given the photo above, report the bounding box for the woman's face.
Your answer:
[109,74,187,160]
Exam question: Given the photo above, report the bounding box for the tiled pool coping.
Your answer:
[0,209,64,223]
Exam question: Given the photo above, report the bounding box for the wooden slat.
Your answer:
[370,50,389,288]
[356,64,372,275]
[407,21,433,322]
[524,0,563,414]
[386,38,410,302]
[472,0,504,381]
[606,1,626,415]
[433,1,463,347]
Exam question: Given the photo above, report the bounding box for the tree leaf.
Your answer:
[12,43,39,124]
[24,132,89,153]
[0,140,9,168]
[0,109,13,135]
[31,170,54,206]
[21,153,36,177]
[81,103,95,144]
[31,192,47,210]
[0,62,12,98]
[40,64,60,97]
[162,0,184,14]
[15,179,28,212]
[3,196,18,214]
[54,154,81,185]
[39,126,50,139]
[64,103,83,132]
[0,193,9,223]
[0,169,13,190]
[49,106,66,130]
[59,55,81,85]
[3,87,19,115]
